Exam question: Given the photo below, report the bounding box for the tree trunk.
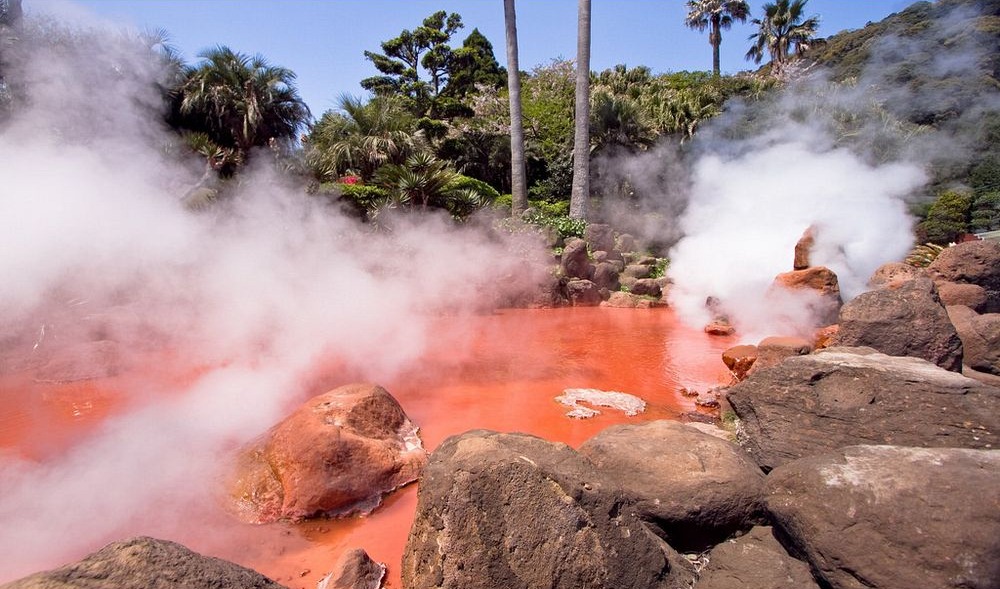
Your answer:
[504,0,528,217]
[569,0,591,221]
[710,14,721,76]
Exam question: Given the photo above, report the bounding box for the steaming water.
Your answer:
[0,307,733,586]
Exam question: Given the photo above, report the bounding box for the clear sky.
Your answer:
[30,0,915,118]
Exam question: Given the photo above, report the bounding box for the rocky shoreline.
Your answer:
[4,241,999,589]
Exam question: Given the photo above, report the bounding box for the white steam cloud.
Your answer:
[664,2,999,340]
[0,11,544,580]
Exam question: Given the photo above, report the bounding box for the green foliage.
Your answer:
[174,46,309,155]
[493,193,513,211]
[648,258,669,279]
[522,206,587,241]
[920,190,973,244]
[443,28,506,98]
[448,174,501,202]
[305,95,419,182]
[971,191,1000,232]
[746,0,820,72]
[361,10,464,112]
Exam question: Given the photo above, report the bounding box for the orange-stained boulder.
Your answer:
[746,336,812,376]
[772,266,843,326]
[230,383,425,523]
[722,344,758,381]
[793,226,815,270]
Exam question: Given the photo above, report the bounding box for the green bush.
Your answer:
[493,193,513,210]
[919,189,973,244]
[448,174,501,203]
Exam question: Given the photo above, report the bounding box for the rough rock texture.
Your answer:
[600,292,665,309]
[793,226,815,270]
[555,388,646,418]
[622,264,652,280]
[813,324,839,349]
[1,537,284,589]
[565,279,602,306]
[318,548,386,589]
[402,430,695,589]
[630,278,662,298]
[867,262,920,288]
[591,262,621,292]
[231,383,426,523]
[560,238,593,280]
[694,526,819,589]
[947,305,1000,375]
[722,345,757,381]
[927,240,1000,312]
[772,266,843,325]
[766,445,1000,589]
[578,421,766,551]
[727,348,1000,471]
[704,321,735,336]
[833,278,963,371]
[584,223,615,254]
[937,281,988,312]
[746,337,811,376]
[615,233,636,253]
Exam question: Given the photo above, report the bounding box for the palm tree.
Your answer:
[503,0,528,217]
[306,94,419,182]
[745,0,819,74]
[177,46,309,157]
[569,0,591,221]
[685,0,751,76]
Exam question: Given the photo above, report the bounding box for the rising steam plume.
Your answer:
[0,9,544,580]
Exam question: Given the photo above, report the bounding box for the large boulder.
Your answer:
[0,537,283,589]
[630,278,662,298]
[746,336,811,376]
[947,305,1000,375]
[727,347,1000,471]
[927,240,1000,312]
[591,262,621,292]
[402,430,695,589]
[765,445,1000,589]
[230,383,426,523]
[833,278,963,371]
[584,223,615,254]
[560,238,593,280]
[578,421,766,551]
[867,262,920,288]
[694,526,820,589]
[937,281,988,312]
[318,548,386,589]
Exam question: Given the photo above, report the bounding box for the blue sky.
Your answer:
[32,0,914,118]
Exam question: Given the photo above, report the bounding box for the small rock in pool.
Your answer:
[556,388,647,418]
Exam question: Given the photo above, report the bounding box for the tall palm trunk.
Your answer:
[569,0,591,220]
[710,13,722,76]
[504,0,528,217]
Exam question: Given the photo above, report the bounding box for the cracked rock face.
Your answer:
[402,430,694,589]
[765,445,1000,589]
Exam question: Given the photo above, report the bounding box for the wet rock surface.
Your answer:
[765,445,1000,589]
[230,383,426,523]
[727,347,1000,471]
[0,537,284,589]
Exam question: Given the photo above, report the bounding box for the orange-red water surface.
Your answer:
[0,307,733,588]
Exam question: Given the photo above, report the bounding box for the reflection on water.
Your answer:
[0,307,732,588]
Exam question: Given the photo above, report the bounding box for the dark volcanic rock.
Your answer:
[565,279,602,306]
[0,536,283,589]
[230,383,425,523]
[630,278,662,298]
[695,526,819,589]
[584,223,615,254]
[578,421,765,551]
[833,278,963,371]
[727,347,1000,471]
[591,262,621,292]
[947,305,1000,376]
[927,240,1000,312]
[560,237,593,280]
[402,430,694,589]
[765,445,1000,589]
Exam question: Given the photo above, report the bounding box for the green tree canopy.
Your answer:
[444,28,505,98]
[175,46,309,157]
[685,0,751,76]
[746,0,819,73]
[361,10,463,112]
